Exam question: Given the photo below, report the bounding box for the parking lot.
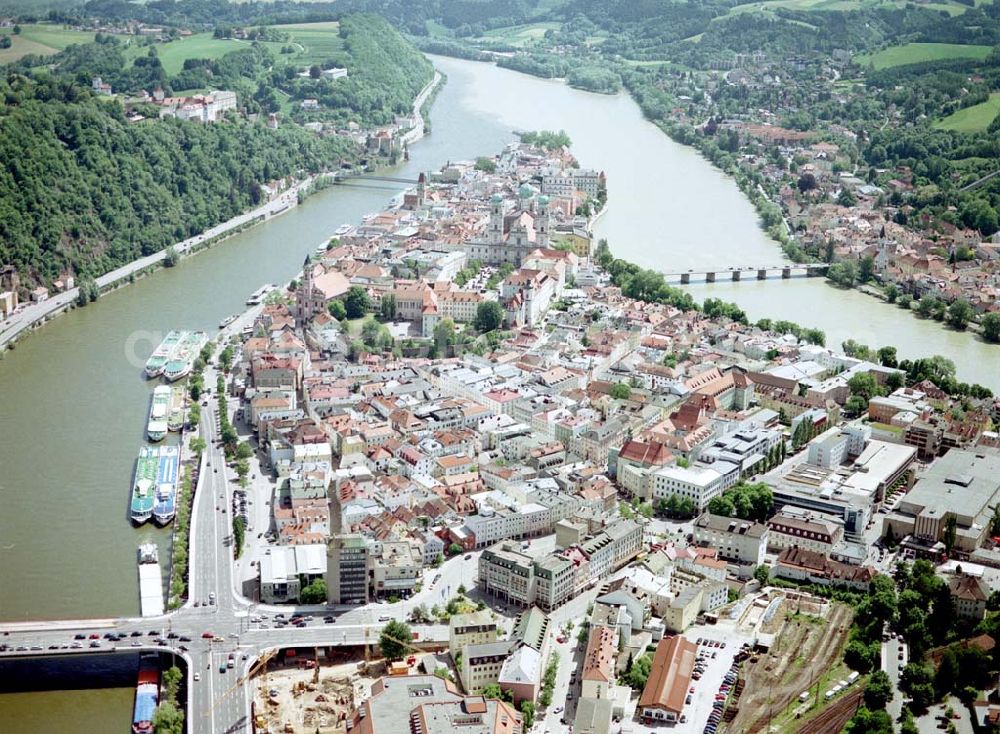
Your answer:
[672,628,752,734]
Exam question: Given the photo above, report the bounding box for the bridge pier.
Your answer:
[706,272,716,283]
[680,273,690,285]
[781,267,791,279]
[757,269,767,280]
[731,270,741,282]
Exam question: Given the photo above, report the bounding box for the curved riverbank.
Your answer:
[421,56,1000,389]
[0,184,305,352]
[0,71,447,355]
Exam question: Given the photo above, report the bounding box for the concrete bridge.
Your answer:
[663,263,829,285]
[333,172,422,185]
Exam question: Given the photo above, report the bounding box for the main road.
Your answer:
[0,373,450,734]
[0,184,307,352]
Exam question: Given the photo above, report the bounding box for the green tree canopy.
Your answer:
[344,287,371,319]
[300,578,327,604]
[379,619,413,661]
[474,301,504,332]
[864,670,894,709]
[981,313,1000,344]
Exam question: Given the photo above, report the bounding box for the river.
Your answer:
[1,53,997,730]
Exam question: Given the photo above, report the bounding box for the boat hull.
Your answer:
[152,511,175,527]
[163,366,191,382]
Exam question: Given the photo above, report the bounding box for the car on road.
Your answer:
[74,633,86,640]
[89,641,101,648]
[464,554,472,560]
[219,664,227,673]
[88,633,100,639]
[179,636,191,642]
[201,631,214,639]
[131,631,142,637]
[193,673,200,682]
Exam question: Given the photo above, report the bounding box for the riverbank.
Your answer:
[0,72,447,355]
[402,70,443,146]
[0,182,306,353]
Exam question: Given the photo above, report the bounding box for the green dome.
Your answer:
[518,183,534,199]
[537,195,549,206]
[490,193,503,204]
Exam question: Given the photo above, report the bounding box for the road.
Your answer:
[0,183,308,351]
[882,635,907,726]
[0,353,451,734]
[400,71,442,146]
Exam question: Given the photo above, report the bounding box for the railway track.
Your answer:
[794,688,863,734]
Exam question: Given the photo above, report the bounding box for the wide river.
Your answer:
[1,54,997,730]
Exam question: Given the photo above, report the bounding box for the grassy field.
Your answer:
[275,21,341,32]
[728,0,984,13]
[476,22,561,48]
[147,34,256,75]
[857,42,993,69]
[280,26,344,66]
[0,23,97,63]
[123,24,343,76]
[935,92,1000,132]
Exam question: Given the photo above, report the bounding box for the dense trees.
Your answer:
[0,13,437,290]
[343,287,370,319]
[982,313,1000,344]
[300,578,327,604]
[946,299,974,331]
[706,482,773,522]
[864,670,894,709]
[518,130,572,150]
[0,78,354,289]
[623,652,652,689]
[289,15,433,128]
[609,383,631,400]
[844,707,893,734]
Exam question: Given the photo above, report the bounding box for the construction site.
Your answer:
[722,590,856,734]
[249,627,446,734]
[250,648,368,734]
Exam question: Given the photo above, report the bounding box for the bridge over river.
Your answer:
[664,263,829,284]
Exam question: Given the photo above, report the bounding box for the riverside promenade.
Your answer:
[0,183,307,352]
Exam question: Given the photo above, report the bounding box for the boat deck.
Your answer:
[138,562,164,617]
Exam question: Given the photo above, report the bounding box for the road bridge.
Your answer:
[663,263,828,284]
[333,172,422,185]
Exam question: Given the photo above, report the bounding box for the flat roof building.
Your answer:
[888,446,1000,553]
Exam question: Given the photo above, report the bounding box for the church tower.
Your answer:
[489,193,504,246]
[298,254,314,322]
[537,195,551,247]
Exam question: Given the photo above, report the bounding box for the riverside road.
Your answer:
[0,375,454,734]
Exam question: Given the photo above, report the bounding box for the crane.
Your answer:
[206,646,279,716]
